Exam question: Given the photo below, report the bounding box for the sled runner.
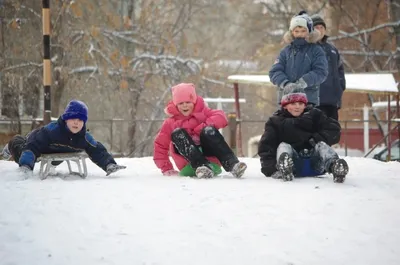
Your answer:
[37,152,88,180]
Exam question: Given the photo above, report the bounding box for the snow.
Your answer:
[227,73,399,94]
[1,156,400,265]
[372,100,399,109]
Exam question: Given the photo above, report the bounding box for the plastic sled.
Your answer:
[179,162,222,177]
[295,157,322,177]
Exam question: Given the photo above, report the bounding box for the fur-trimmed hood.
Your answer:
[282,30,321,44]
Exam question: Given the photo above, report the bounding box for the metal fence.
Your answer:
[0,118,399,158]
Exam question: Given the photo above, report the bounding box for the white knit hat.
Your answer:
[289,12,313,33]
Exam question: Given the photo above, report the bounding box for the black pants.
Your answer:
[8,135,62,166]
[171,126,239,172]
[317,105,339,121]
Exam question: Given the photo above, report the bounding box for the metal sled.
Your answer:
[37,152,88,180]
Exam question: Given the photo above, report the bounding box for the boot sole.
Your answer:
[231,162,247,178]
[278,153,294,181]
[332,158,349,183]
[195,166,214,179]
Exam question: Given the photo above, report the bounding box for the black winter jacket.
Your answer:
[257,107,341,176]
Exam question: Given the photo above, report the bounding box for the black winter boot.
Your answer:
[330,158,349,183]
[277,152,294,181]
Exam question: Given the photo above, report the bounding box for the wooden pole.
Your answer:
[42,0,51,124]
[387,94,391,160]
[233,82,243,157]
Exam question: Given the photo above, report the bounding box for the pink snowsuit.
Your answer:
[153,96,228,173]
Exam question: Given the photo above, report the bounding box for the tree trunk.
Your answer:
[390,0,400,72]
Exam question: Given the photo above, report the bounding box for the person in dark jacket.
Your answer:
[2,100,126,176]
[257,88,349,183]
[311,14,346,120]
[269,11,328,106]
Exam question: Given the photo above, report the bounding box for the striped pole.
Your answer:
[42,0,51,124]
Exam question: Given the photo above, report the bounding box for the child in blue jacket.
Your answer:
[269,11,328,106]
[2,100,125,176]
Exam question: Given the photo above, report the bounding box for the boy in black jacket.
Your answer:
[2,100,125,177]
[257,89,349,183]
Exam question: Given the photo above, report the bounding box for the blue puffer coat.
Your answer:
[269,31,328,105]
[316,35,346,108]
[19,117,116,170]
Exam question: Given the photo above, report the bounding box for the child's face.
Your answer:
[177,101,194,116]
[314,24,326,41]
[284,102,306,117]
[292,26,308,38]
[66,118,84,134]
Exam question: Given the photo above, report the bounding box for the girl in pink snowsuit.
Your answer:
[153,83,247,178]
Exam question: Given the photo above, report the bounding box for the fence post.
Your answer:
[344,120,348,156]
[110,119,113,152]
[228,112,236,154]
[0,79,2,117]
[18,77,24,117]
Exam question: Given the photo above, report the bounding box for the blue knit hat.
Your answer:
[61,100,88,123]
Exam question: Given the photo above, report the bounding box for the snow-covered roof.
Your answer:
[204,97,246,103]
[345,73,398,94]
[227,73,399,94]
[372,101,399,109]
[227,75,271,85]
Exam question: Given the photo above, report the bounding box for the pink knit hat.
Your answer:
[171,83,197,105]
[281,92,308,107]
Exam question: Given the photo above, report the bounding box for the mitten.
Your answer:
[193,123,207,135]
[295,78,307,89]
[163,169,179,176]
[283,83,299,94]
[18,165,33,179]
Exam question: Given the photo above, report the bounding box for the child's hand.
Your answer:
[283,83,298,94]
[18,165,33,179]
[163,169,179,176]
[295,78,307,89]
[193,123,207,134]
[106,164,127,176]
[192,134,200,145]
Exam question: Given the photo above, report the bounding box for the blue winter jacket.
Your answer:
[316,36,346,108]
[269,32,328,105]
[19,118,116,170]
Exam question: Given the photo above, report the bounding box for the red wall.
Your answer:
[339,128,399,151]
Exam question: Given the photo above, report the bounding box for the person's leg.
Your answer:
[200,126,247,178]
[276,142,300,181]
[311,141,349,182]
[316,105,330,118]
[317,105,339,120]
[171,128,213,178]
[6,135,27,163]
[331,107,339,121]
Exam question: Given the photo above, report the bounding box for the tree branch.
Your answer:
[330,20,400,40]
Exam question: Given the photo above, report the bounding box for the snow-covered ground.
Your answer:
[1,156,400,265]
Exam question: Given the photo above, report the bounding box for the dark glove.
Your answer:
[106,164,127,176]
[309,138,316,147]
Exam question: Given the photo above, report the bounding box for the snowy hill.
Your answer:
[1,157,400,265]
